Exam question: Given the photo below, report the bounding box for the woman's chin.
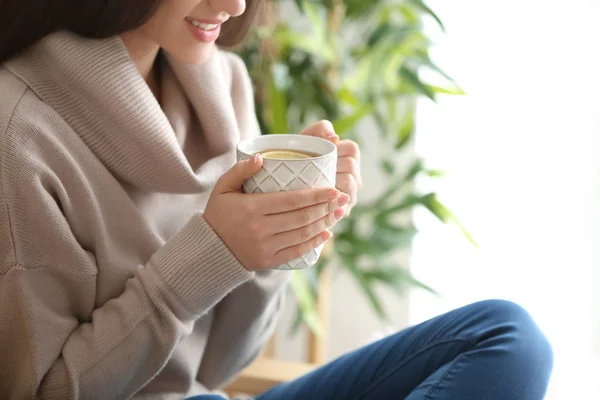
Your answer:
[169,45,215,65]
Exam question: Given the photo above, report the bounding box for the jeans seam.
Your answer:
[354,336,477,400]
[422,353,465,400]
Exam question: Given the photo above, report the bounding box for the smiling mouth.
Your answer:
[185,17,220,31]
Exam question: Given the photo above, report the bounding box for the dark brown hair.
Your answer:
[0,0,261,64]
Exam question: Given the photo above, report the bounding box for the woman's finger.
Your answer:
[273,230,333,266]
[271,207,345,250]
[337,156,362,187]
[337,140,360,162]
[266,193,350,233]
[336,173,358,211]
[253,187,340,215]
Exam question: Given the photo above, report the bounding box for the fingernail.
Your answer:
[251,154,261,164]
[338,193,351,205]
[334,208,345,220]
[328,189,341,199]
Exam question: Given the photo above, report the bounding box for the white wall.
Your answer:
[411,1,600,399]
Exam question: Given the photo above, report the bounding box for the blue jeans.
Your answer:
[191,300,553,400]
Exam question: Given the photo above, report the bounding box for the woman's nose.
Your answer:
[208,0,246,18]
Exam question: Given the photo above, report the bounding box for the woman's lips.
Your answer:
[185,17,223,43]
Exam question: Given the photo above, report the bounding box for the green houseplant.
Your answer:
[236,0,472,334]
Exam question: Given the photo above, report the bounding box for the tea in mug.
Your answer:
[258,149,319,160]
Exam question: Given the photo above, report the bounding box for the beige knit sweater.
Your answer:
[0,31,289,399]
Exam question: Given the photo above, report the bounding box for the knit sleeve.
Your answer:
[0,119,253,399]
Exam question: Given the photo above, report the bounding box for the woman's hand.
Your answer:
[204,154,350,271]
[300,120,362,216]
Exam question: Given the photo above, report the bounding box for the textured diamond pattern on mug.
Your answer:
[271,164,295,187]
[240,158,335,193]
[277,247,321,270]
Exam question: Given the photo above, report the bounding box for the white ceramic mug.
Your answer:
[236,134,337,270]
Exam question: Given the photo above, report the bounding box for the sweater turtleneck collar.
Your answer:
[5,31,241,193]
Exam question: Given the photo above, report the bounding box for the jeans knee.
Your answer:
[477,299,554,375]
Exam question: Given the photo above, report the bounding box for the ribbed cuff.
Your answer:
[149,213,253,316]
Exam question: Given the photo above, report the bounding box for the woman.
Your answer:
[0,0,553,399]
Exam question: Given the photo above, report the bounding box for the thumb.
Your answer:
[216,154,263,193]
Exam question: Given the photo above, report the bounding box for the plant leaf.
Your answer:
[294,0,305,13]
[364,265,439,296]
[345,258,387,320]
[398,4,420,24]
[370,223,417,251]
[366,23,418,49]
[289,305,304,336]
[382,159,395,175]
[399,67,437,101]
[268,74,289,133]
[373,158,425,209]
[290,270,322,336]
[337,87,361,108]
[303,2,325,39]
[344,0,386,19]
[274,28,335,62]
[420,194,478,247]
[397,99,416,149]
[345,26,420,93]
[426,85,466,96]
[386,94,398,126]
[408,0,446,32]
[332,106,372,137]
[406,158,426,181]
[425,169,445,177]
[367,23,393,47]
[379,194,428,218]
[413,51,457,84]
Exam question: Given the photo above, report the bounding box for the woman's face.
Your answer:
[139,0,247,64]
